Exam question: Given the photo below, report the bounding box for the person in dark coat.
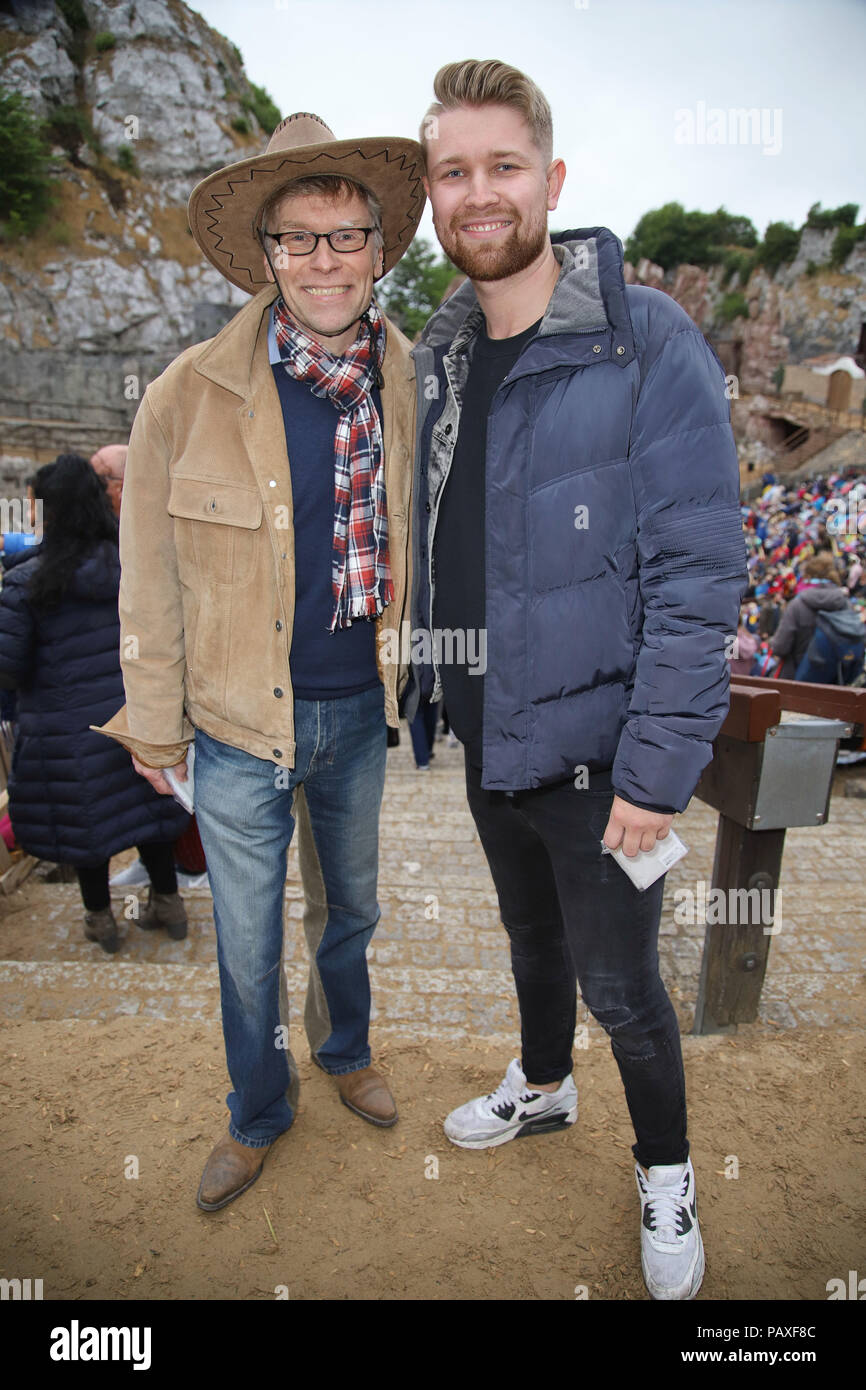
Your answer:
[0,455,190,952]
[771,553,857,679]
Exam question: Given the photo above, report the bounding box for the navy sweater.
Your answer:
[269,363,383,700]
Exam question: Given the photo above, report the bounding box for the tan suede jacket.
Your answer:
[94,284,416,770]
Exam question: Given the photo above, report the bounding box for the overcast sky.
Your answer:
[191,0,866,253]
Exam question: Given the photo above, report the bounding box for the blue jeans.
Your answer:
[193,686,387,1147]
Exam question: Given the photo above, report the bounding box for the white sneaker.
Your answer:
[109,857,150,888]
[444,1057,578,1150]
[636,1157,705,1300]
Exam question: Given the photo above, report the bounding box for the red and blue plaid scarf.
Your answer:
[273,296,393,631]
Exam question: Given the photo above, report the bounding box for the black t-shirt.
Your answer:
[433,316,542,767]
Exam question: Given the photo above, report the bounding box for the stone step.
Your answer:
[0,957,523,1041]
[0,877,503,966]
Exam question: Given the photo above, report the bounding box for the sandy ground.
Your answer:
[1,1017,863,1302]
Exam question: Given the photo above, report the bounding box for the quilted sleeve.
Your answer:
[0,567,37,689]
[612,321,749,812]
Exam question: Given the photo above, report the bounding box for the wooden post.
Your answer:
[692,817,786,1034]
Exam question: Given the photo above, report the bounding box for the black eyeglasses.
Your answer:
[264,227,375,255]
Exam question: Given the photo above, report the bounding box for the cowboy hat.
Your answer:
[188,112,426,294]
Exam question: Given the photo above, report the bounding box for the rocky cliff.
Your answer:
[626,226,866,397]
[0,0,268,482]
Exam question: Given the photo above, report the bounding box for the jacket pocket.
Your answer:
[167,476,263,588]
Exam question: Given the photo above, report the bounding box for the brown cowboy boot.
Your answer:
[196,1132,273,1212]
[138,887,188,941]
[83,906,120,954]
[334,1065,398,1127]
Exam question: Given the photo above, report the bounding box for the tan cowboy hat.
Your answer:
[188,112,426,294]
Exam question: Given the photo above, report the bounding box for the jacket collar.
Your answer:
[419,226,634,366]
[194,284,415,399]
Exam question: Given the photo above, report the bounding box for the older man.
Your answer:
[96,114,424,1210]
[90,444,128,518]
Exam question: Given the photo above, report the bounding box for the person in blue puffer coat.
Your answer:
[0,455,190,952]
[401,59,751,1304]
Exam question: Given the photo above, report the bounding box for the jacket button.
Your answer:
[275,620,283,631]
[592,344,602,354]
[425,502,431,513]
[274,687,283,698]
[616,345,625,355]
[248,410,254,418]
[273,749,282,758]
[444,423,452,434]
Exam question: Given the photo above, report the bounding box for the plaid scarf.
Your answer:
[273,296,393,631]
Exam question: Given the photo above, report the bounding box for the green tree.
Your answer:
[625,202,757,269]
[0,89,57,239]
[805,201,859,230]
[377,238,458,336]
[756,221,801,273]
[830,222,866,267]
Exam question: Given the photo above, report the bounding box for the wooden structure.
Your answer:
[691,675,866,1033]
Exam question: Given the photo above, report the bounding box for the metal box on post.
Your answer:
[693,716,853,832]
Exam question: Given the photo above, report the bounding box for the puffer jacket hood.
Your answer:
[794,583,850,613]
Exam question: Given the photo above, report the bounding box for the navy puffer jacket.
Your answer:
[406,228,750,812]
[0,539,189,864]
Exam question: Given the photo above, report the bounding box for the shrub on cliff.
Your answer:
[0,89,57,240]
[755,221,801,274]
[718,292,750,324]
[625,202,757,270]
[243,83,280,137]
[830,222,866,268]
[805,202,859,231]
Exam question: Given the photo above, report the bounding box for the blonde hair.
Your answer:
[420,59,553,165]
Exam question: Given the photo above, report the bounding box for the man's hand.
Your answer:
[131,753,187,797]
[602,795,673,858]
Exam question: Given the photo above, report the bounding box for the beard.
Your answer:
[435,204,549,282]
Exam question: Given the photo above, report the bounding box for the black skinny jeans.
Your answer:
[76,840,177,912]
[464,755,688,1169]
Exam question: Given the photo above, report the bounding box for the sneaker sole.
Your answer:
[445,1102,578,1150]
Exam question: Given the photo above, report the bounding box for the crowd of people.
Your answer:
[732,466,866,687]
